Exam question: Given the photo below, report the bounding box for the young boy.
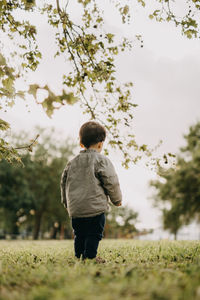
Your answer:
[60,121,122,261]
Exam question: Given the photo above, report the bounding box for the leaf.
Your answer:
[139,144,147,151]
[7,100,15,107]
[16,91,25,100]
[106,33,114,43]
[0,54,6,66]
[61,91,79,105]
[137,0,145,7]
[28,84,39,98]
[0,119,10,131]
[2,78,14,92]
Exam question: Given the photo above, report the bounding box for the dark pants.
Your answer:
[71,213,105,259]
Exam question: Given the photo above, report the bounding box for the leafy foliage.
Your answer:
[1,0,198,166]
[28,84,79,117]
[148,0,200,39]
[105,205,138,238]
[150,121,200,237]
[0,118,21,163]
[0,127,75,239]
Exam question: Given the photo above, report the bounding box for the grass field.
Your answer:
[0,239,200,300]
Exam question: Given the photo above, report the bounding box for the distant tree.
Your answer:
[38,156,73,239]
[0,155,34,237]
[0,126,139,240]
[0,127,75,239]
[150,121,200,238]
[162,207,183,240]
[105,204,138,238]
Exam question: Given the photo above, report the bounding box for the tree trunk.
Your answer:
[33,212,43,240]
[11,215,19,239]
[104,223,109,238]
[60,223,65,240]
[50,226,58,239]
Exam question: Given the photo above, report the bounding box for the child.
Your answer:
[60,121,122,261]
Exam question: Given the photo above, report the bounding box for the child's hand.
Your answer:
[116,202,122,207]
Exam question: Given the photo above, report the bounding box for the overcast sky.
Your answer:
[2,1,200,231]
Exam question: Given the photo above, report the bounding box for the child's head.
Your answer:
[79,121,106,152]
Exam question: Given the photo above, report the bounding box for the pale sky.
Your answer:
[2,1,200,232]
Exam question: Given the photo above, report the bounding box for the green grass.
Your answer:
[0,239,200,300]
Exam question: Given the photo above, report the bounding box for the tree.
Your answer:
[0,155,34,237]
[0,127,75,239]
[1,0,193,167]
[150,121,200,238]
[105,204,138,238]
[162,207,183,240]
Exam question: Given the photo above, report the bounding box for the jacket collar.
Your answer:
[80,148,98,153]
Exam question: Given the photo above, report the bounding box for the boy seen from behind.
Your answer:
[60,121,122,262]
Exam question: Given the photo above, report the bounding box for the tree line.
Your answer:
[1,121,199,240]
[0,127,138,240]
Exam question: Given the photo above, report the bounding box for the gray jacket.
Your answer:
[60,148,122,218]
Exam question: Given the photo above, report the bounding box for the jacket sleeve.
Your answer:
[97,157,122,206]
[60,163,70,208]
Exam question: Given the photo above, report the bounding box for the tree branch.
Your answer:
[14,134,40,150]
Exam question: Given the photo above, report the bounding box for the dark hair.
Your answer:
[79,121,106,148]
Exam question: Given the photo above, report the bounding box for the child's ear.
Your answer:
[80,143,85,148]
[98,141,103,148]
